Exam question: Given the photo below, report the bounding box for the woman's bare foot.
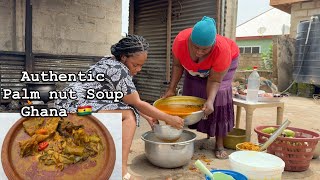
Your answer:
[123,172,144,180]
[214,147,229,159]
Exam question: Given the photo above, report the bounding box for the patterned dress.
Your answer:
[55,56,140,124]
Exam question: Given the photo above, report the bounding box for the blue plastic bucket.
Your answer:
[205,169,247,180]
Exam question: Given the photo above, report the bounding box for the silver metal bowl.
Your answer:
[153,124,183,142]
[141,130,196,168]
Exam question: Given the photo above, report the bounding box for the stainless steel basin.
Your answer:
[141,130,196,168]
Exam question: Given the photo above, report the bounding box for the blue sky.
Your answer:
[122,0,273,32]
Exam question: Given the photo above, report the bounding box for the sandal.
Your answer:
[123,172,132,180]
[214,148,229,159]
[123,172,144,180]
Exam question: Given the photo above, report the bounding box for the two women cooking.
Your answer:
[55,35,184,180]
[56,15,239,179]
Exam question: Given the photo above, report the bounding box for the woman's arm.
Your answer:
[162,55,184,98]
[122,92,184,129]
[140,112,159,129]
[202,69,227,116]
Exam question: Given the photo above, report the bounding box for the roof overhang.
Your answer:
[270,0,312,14]
[236,35,273,41]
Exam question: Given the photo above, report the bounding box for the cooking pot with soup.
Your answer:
[153,96,206,125]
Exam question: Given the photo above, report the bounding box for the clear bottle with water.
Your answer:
[246,66,260,103]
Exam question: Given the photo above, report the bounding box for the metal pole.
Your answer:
[129,0,134,34]
[165,0,172,83]
[217,0,221,34]
[12,0,17,50]
[25,0,33,72]
[0,64,2,106]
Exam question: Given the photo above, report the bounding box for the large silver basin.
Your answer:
[153,96,206,126]
[141,130,196,168]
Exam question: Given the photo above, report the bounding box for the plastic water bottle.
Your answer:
[247,66,260,103]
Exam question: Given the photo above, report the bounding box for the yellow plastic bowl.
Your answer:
[223,128,246,150]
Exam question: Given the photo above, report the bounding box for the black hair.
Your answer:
[111,34,149,61]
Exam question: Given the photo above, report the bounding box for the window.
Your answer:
[252,47,260,53]
[244,47,251,53]
[239,46,261,54]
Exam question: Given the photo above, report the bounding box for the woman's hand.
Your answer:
[202,100,214,119]
[162,88,176,98]
[166,116,184,129]
[140,113,159,130]
[146,117,159,130]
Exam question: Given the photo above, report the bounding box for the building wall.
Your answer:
[236,39,273,53]
[0,0,121,56]
[0,0,23,52]
[224,0,237,40]
[273,35,295,91]
[238,53,263,70]
[290,0,320,38]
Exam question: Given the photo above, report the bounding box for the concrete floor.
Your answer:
[128,96,320,180]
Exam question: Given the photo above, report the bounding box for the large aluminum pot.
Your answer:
[141,130,196,168]
[153,96,206,125]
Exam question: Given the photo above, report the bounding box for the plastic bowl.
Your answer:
[223,128,246,150]
[205,169,248,180]
[229,151,285,180]
[235,142,263,152]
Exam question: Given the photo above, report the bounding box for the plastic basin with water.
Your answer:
[205,169,247,180]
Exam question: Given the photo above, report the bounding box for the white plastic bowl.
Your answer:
[229,151,285,180]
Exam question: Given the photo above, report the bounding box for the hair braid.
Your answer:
[111,35,149,61]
